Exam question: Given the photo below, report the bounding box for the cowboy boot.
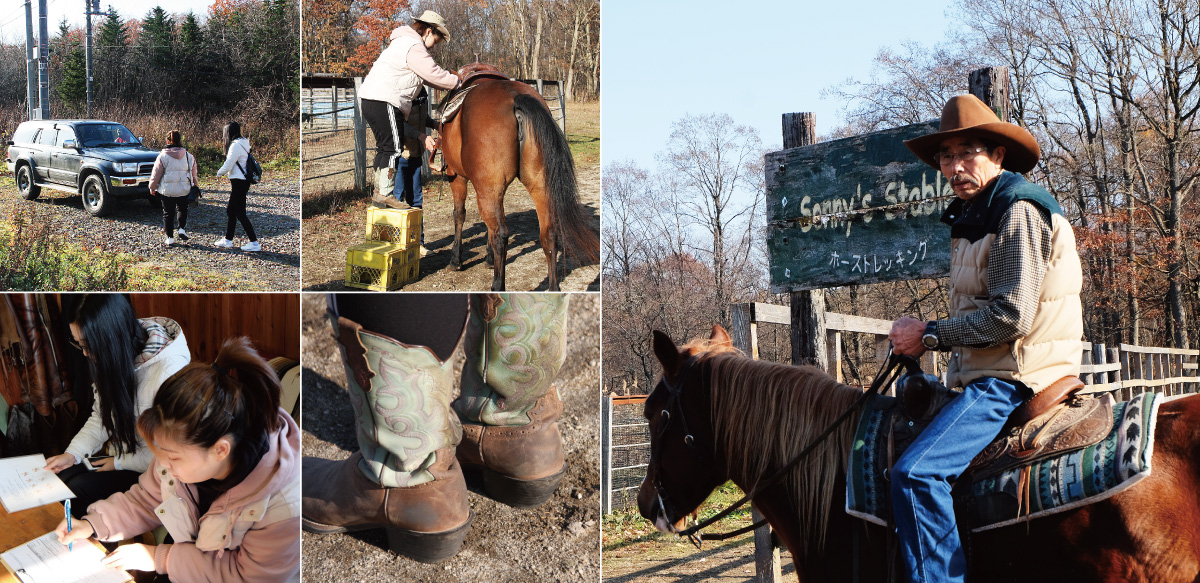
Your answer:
[302,305,472,563]
[370,166,411,209]
[454,294,569,508]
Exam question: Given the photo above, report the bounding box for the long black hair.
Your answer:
[222,121,242,154]
[69,294,148,456]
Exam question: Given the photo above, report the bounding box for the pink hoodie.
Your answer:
[85,410,301,583]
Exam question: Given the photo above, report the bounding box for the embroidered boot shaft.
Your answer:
[454,293,568,507]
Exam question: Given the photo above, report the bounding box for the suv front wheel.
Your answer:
[81,174,113,216]
[16,164,40,200]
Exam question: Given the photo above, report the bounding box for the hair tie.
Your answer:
[212,362,227,376]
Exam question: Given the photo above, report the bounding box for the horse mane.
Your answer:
[702,351,862,562]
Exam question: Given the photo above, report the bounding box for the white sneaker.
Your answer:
[164,237,175,246]
[175,229,189,241]
[213,237,234,248]
[241,241,261,252]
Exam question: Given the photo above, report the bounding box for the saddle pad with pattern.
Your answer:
[845,391,1160,531]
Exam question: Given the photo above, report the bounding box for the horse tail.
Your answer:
[513,93,600,264]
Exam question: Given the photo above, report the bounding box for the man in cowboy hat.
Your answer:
[887,94,1083,583]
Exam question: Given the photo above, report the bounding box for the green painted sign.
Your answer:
[766,121,958,292]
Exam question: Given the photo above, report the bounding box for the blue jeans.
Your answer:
[891,376,1028,583]
[392,155,423,244]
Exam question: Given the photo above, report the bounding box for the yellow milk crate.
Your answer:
[365,207,422,248]
[344,241,420,291]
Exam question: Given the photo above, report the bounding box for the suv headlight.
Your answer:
[115,162,139,173]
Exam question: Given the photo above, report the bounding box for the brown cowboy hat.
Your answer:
[414,10,450,40]
[904,94,1041,173]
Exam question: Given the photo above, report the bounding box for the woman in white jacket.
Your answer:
[44,294,190,518]
[214,121,260,252]
[149,130,199,246]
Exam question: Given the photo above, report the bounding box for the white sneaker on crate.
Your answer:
[213,237,234,249]
[241,241,262,252]
[164,237,175,246]
[176,229,189,241]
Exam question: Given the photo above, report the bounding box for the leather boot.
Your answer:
[373,166,395,201]
[302,310,472,563]
[454,294,568,508]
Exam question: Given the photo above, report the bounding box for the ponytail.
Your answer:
[138,337,281,453]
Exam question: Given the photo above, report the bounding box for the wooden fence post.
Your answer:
[352,77,367,194]
[784,112,828,372]
[969,66,1010,121]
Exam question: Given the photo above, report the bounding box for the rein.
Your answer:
[656,349,908,549]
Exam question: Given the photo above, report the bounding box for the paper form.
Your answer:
[0,455,75,513]
[1,533,129,583]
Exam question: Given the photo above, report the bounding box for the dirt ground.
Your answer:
[603,535,796,582]
[301,101,600,292]
[300,292,601,582]
[0,169,301,290]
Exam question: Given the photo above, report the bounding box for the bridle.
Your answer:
[648,348,910,549]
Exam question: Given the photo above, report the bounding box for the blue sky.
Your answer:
[0,1,214,43]
[602,0,955,168]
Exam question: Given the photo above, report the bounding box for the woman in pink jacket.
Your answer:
[358,10,460,207]
[56,337,300,583]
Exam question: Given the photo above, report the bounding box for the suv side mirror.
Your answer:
[62,140,77,149]
[5,141,12,146]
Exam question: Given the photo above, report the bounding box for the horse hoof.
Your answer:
[444,263,462,272]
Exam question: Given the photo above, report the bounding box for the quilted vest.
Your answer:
[944,172,1084,393]
[358,30,425,117]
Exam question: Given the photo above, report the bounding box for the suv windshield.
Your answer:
[76,124,139,147]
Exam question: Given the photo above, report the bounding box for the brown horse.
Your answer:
[439,64,599,291]
[639,325,1200,582]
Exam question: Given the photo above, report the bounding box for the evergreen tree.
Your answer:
[94,8,129,101]
[55,48,87,110]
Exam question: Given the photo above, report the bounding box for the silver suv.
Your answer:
[5,119,159,216]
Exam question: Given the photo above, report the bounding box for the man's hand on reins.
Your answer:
[890,316,928,357]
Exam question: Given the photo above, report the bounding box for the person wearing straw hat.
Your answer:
[358,10,461,209]
[886,94,1083,583]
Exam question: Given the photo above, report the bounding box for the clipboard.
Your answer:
[0,534,131,583]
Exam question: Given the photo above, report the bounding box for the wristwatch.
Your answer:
[921,321,940,350]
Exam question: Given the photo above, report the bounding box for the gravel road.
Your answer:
[300,292,601,582]
[0,169,300,290]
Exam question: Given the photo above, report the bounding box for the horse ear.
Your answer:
[652,330,680,373]
[710,325,732,346]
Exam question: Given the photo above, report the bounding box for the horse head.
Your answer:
[637,325,738,534]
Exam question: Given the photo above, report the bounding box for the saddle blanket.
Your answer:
[845,391,1161,532]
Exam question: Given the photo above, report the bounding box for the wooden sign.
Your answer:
[766,120,957,292]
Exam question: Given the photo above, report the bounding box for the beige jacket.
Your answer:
[358,26,460,117]
[946,194,1084,393]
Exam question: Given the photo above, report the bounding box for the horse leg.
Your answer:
[524,178,558,291]
[447,175,469,272]
[474,183,508,291]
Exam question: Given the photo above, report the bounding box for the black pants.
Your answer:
[226,178,257,241]
[58,465,142,518]
[331,294,468,361]
[161,195,188,236]
[361,98,406,170]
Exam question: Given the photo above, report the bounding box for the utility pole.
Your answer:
[85,0,99,116]
[37,0,49,120]
[25,0,36,119]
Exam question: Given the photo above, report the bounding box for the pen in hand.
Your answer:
[65,499,72,552]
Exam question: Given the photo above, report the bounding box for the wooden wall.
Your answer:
[128,293,300,363]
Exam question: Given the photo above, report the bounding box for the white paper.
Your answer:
[1,532,128,583]
[0,455,75,513]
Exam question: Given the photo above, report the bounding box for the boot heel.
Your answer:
[481,463,567,508]
[385,511,473,563]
